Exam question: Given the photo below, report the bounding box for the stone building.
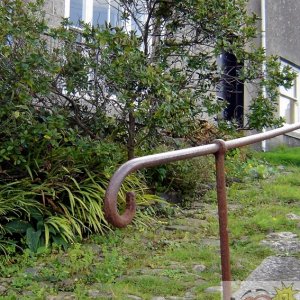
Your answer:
[43,0,300,147]
[43,0,123,28]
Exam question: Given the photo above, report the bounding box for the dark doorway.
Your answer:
[217,52,244,127]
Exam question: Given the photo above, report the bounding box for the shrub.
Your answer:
[0,152,158,252]
[0,109,159,253]
[225,147,276,181]
[143,143,215,207]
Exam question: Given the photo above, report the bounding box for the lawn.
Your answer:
[257,145,300,166]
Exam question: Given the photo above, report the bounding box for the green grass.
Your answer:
[122,275,187,296]
[1,148,300,299]
[258,146,300,166]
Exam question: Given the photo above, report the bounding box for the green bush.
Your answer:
[144,143,215,207]
[225,147,276,181]
[0,103,158,253]
[0,5,159,252]
[1,0,294,254]
[0,134,157,253]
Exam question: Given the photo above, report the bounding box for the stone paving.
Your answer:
[0,207,210,300]
[46,212,300,299]
[261,231,300,254]
[1,208,300,299]
[233,227,300,300]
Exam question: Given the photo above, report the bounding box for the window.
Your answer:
[93,1,108,26]
[279,61,300,124]
[217,51,244,127]
[69,0,83,26]
[65,0,122,27]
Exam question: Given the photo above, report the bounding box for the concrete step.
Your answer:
[232,256,300,299]
[232,229,300,299]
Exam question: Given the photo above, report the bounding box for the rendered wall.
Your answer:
[265,0,300,66]
[244,0,262,128]
[246,0,300,149]
[265,0,300,148]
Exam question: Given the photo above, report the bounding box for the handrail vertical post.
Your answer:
[214,140,231,300]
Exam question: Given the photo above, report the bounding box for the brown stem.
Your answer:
[50,90,97,139]
[47,198,64,214]
[127,110,136,160]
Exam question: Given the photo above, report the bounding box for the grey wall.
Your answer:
[245,0,300,149]
[248,0,261,13]
[43,0,65,27]
[244,0,262,124]
[249,0,300,65]
[265,0,300,148]
[247,0,263,49]
[266,0,300,65]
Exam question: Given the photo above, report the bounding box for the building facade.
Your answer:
[43,0,134,29]
[43,0,300,148]
[247,0,300,148]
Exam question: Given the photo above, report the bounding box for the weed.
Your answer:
[67,243,95,274]
[122,275,186,296]
[92,247,125,283]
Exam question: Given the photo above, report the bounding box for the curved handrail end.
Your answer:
[104,191,136,228]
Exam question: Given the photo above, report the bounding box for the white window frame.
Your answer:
[279,60,300,125]
[64,0,107,26]
[64,0,131,29]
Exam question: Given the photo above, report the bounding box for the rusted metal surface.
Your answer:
[104,122,300,299]
[214,139,231,299]
[104,123,300,227]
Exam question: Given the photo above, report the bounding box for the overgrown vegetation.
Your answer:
[1,149,300,299]
[0,0,296,252]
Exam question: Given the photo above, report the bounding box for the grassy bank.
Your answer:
[1,148,300,299]
[257,145,300,166]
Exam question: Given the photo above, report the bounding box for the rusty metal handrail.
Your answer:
[104,122,300,300]
[104,123,300,225]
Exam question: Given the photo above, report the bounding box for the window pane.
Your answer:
[131,16,143,35]
[93,0,108,26]
[110,1,121,26]
[280,96,292,123]
[130,2,146,34]
[280,81,296,98]
[131,8,146,35]
[70,0,83,25]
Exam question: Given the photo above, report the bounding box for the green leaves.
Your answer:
[26,227,42,253]
[5,220,32,234]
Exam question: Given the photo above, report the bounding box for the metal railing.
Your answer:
[104,122,300,300]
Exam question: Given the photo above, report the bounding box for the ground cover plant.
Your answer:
[1,148,300,299]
